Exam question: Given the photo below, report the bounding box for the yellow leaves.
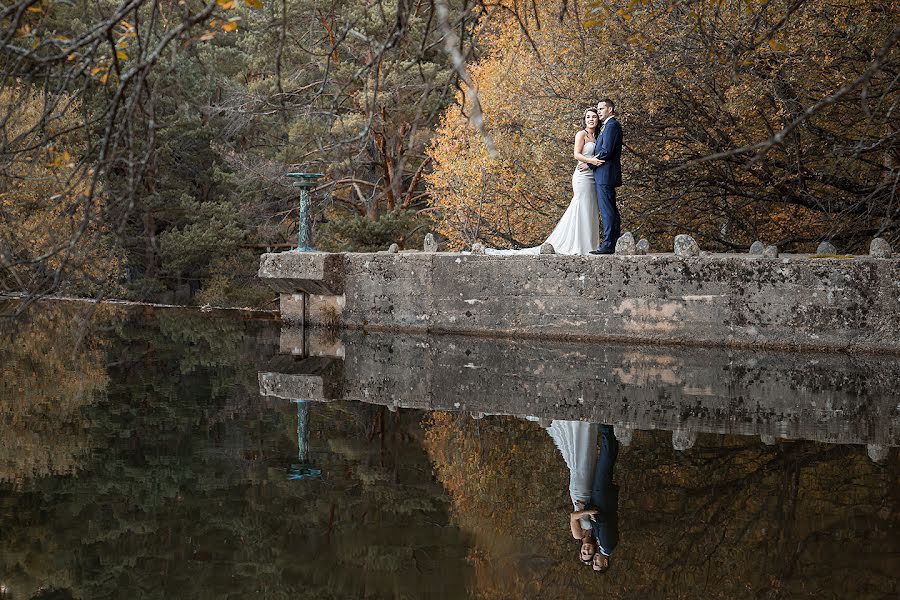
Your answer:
[767,38,787,52]
[429,0,885,252]
[46,148,73,168]
[218,0,263,9]
[89,65,112,85]
[115,50,128,61]
[209,12,242,33]
[26,5,42,13]
[117,20,136,40]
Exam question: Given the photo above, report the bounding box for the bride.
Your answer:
[487,108,604,255]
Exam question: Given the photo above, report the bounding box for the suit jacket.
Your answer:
[591,116,623,187]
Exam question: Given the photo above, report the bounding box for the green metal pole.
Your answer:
[286,172,324,253]
[296,400,309,464]
[298,187,312,252]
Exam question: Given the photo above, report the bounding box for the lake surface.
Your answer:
[1,302,897,599]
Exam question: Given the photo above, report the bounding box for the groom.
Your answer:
[586,98,623,255]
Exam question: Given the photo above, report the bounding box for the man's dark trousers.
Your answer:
[596,185,620,253]
[589,424,620,555]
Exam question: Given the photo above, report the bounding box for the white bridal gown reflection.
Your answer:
[546,419,599,528]
[487,141,600,255]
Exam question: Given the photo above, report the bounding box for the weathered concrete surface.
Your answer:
[259,329,900,449]
[259,251,900,352]
[258,251,345,295]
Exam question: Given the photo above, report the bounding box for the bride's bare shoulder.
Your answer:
[574,129,587,141]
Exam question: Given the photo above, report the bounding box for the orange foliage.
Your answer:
[427,0,896,251]
[0,88,124,294]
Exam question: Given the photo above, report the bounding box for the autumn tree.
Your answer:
[427,0,899,252]
[0,89,123,297]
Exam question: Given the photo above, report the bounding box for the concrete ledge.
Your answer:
[258,251,345,295]
[259,251,900,353]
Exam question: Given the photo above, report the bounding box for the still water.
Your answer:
[1,302,897,599]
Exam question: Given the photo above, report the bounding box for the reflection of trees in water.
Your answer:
[423,413,898,599]
[424,412,561,598]
[0,309,471,599]
[0,304,112,486]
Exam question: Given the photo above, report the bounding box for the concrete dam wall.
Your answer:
[258,251,900,353]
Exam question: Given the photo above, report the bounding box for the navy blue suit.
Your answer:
[588,424,619,556]
[590,117,623,252]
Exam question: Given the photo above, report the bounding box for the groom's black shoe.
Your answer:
[589,248,614,255]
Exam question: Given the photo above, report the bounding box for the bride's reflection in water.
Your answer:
[545,420,619,572]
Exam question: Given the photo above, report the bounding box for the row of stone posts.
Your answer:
[462,233,892,258]
[284,172,892,259]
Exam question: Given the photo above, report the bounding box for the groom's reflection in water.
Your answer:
[586,424,619,571]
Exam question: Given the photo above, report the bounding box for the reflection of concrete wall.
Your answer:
[259,355,344,401]
[258,251,900,352]
[259,330,899,447]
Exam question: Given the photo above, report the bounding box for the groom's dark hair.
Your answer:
[599,98,615,112]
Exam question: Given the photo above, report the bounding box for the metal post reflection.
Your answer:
[288,399,321,480]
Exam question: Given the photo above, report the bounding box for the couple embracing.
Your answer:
[546,420,620,572]
[541,98,623,255]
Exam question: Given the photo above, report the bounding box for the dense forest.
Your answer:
[0,0,897,307]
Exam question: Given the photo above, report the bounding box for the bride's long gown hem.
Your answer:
[486,141,600,256]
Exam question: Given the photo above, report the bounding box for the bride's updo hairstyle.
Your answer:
[582,108,600,136]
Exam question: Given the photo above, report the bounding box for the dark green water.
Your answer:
[1,302,897,599]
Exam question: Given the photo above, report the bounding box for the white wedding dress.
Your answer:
[487,141,600,255]
[546,419,598,529]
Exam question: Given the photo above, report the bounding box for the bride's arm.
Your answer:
[573,131,603,166]
[570,509,599,539]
